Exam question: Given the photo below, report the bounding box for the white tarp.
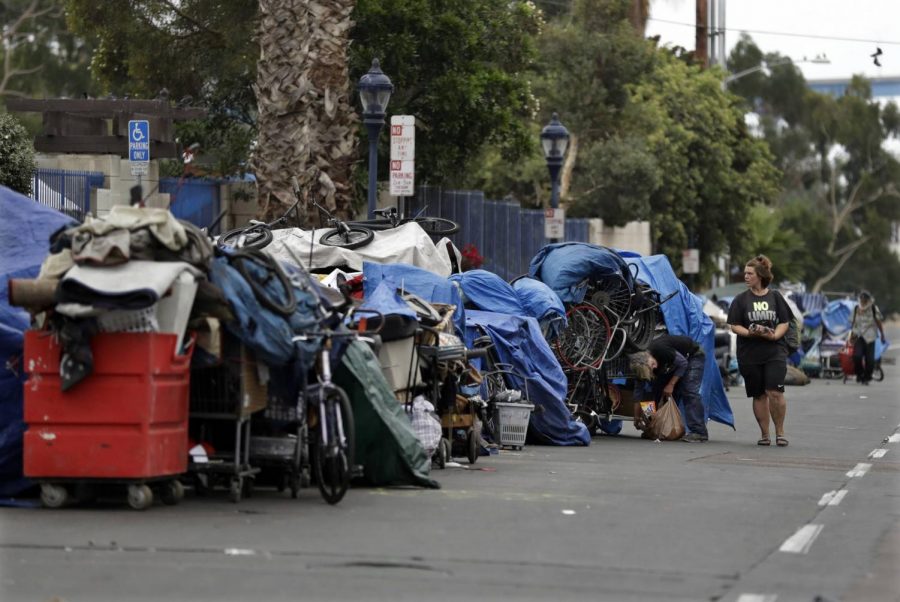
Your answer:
[264,221,459,276]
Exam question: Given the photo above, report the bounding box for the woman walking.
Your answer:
[726,255,793,447]
[849,290,885,385]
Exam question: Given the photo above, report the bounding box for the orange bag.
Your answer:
[642,396,685,441]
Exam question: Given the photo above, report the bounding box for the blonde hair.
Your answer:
[629,352,654,382]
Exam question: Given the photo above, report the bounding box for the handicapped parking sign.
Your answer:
[128,120,150,175]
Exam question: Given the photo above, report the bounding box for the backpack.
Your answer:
[776,291,800,354]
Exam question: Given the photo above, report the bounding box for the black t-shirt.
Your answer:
[726,289,790,365]
[647,335,700,377]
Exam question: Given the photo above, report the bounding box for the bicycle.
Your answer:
[310,198,375,250]
[217,196,303,251]
[218,178,376,251]
[338,205,460,237]
[288,300,381,505]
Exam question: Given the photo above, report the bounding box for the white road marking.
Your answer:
[887,434,900,443]
[818,490,848,506]
[779,524,824,554]
[868,448,888,459]
[846,463,872,477]
[561,509,576,515]
[224,548,256,556]
[737,595,777,602]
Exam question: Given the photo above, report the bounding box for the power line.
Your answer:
[648,17,900,47]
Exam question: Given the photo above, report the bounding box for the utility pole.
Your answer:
[695,0,708,67]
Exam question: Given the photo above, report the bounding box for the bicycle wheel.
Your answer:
[555,304,612,370]
[218,225,273,251]
[311,386,355,505]
[230,250,297,317]
[319,226,374,250]
[413,217,460,236]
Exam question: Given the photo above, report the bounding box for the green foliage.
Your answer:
[0,0,99,102]
[65,0,258,176]
[0,112,36,195]
[727,36,900,308]
[351,0,542,185]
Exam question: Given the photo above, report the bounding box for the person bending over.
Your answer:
[630,334,708,443]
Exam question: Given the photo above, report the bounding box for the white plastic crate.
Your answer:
[493,401,534,449]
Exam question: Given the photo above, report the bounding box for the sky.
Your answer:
[645,0,900,82]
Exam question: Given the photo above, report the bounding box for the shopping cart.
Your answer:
[188,332,265,503]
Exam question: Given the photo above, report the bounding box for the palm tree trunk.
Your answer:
[252,0,357,224]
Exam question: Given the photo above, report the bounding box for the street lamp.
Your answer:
[722,54,830,88]
[357,58,394,219]
[541,112,570,244]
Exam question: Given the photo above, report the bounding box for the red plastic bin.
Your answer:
[23,331,193,480]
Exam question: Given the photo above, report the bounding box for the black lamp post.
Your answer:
[540,112,570,243]
[357,58,394,219]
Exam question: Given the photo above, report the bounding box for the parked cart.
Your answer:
[23,331,193,510]
[188,332,266,503]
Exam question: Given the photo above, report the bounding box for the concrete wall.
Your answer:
[588,219,652,256]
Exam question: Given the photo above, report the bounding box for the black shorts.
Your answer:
[740,361,787,398]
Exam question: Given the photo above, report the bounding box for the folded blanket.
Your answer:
[58,260,200,310]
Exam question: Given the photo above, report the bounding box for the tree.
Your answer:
[66,0,258,177]
[1,0,99,105]
[252,0,357,222]
[351,0,542,188]
[727,37,900,307]
[477,0,780,282]
[0,112,35,194]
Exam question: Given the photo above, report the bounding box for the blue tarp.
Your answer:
[528,242,634,303]
[0,186,76,496]
[624,255,735,430]
[358,281,417,320]
[511,277,567,325]
[449,270,524,315]
[822,299,856,336]
[362,262,465,332]
[462,310,590,446]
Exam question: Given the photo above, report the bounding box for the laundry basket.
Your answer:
[493,402,534,450]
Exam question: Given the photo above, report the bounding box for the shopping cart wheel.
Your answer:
[40,483,69,509]
[229,478,242,504]
[127,484,153,511]
[160,480,185,505]
[467,429,478,465]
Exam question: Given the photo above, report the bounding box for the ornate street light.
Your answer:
[541,112,570,244]
[357,58,394,219]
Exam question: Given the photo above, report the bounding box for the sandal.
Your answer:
[776,436,789,447]
[757,437,771,446]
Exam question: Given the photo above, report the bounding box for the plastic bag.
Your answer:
[409,395,442,456]
[642,396,685,441]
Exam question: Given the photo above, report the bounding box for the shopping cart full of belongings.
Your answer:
[353,280,471,466]
[798,298,855,379]
[365,262,589,448]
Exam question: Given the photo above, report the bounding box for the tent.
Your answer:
[0,186,76,496]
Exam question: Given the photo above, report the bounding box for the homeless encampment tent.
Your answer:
[363,263,589,446]
[461,310,591,446]
[449,270,567,341]
[528,242,634,304]
[0,186,76,497]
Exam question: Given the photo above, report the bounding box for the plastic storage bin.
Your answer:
[23,331,193,483]
[493,402,534,450]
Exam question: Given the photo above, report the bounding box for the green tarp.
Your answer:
[334,341,439,489]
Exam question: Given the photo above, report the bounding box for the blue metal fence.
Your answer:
[32,169,105,221]
[407,186,590,280]
[160,178,224,234]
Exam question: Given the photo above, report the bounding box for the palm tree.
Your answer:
[252,0,357,224]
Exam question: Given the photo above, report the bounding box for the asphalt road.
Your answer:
[2,330,898,602]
